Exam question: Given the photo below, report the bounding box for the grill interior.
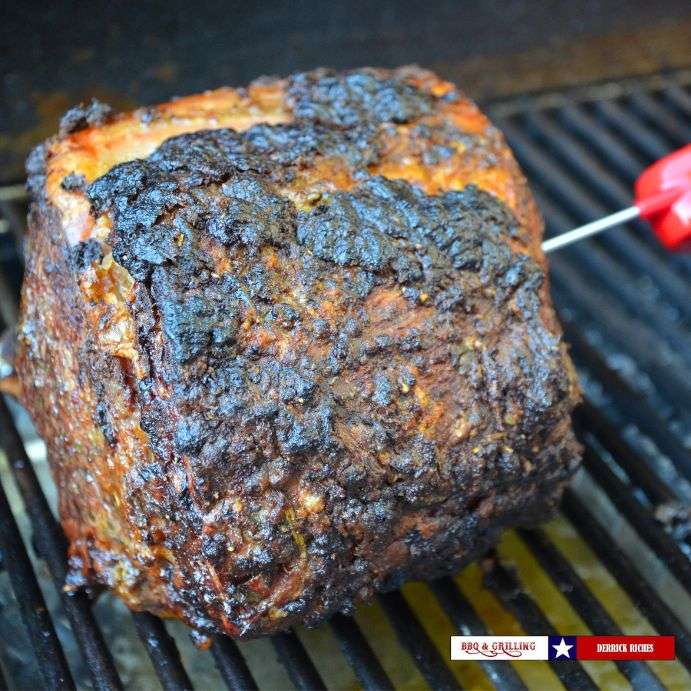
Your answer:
[0,70,690,691]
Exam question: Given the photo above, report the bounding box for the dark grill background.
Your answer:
[0,70,689,690]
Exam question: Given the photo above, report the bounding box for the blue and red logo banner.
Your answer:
[451,636,675,661]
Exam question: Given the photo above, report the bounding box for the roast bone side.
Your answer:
[17,67,581,638]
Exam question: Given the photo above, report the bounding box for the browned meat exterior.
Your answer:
[17,67,581,638]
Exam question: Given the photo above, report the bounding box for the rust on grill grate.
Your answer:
[0,70,689,690]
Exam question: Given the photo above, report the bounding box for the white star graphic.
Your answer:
[552,638,573,659]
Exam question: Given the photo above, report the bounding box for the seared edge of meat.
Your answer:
[17,67,581,637]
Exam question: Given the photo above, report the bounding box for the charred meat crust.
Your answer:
[59,99,114,137]
[17,67,581,638]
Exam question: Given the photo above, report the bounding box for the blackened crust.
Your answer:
[18,67,581,638]
[59,99,114,137]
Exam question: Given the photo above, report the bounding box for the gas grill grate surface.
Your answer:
[0,70,690,690]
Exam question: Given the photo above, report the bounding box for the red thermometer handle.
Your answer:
[543,144,691,253]
[634,143,691,250]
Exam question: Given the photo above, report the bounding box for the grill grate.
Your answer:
[0,70,690,690]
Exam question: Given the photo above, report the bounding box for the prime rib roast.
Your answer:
[17,67,581,638]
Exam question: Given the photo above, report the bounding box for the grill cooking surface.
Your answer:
[0,70,690,690]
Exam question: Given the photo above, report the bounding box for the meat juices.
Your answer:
[17,68,581,638]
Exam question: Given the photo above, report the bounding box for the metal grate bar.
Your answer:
[131,612,194,691]
[211,636,259,691]
[483,558,598,690]
[557,300,691,467]
[562,490,691,670]
[518,528,665,690]
[0,197,27,260]
[552,96,691,290]
[550,254,691,416]
[559,253,689,398]
[523,109,635,209]
[0,398,124,691]
[574,401,685,506]
[534,192,691,363]
[379,591,461,690]
[271,630,326,691]
[329,613,395,691]
[492,115,691,316]
[0,471,75,689]
[0,269,18,327]
[553,290,691,475]
[593,100,671,160]
[557,105,644,184]
[564,238,690,363]
[627,92,691,144]
[555,92,691,287]
[622,90,691,282]
[522,105,691,275]
[663,85,691,116]
[430,578,527,691]
[580,444,691,591]
[526,103,691,279]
